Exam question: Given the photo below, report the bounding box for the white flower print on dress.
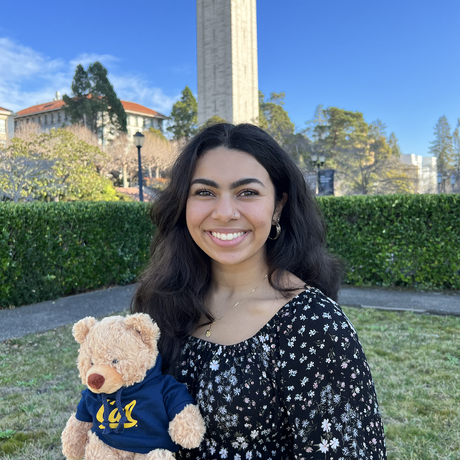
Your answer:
[176,287,386,460]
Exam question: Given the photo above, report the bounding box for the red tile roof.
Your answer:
[120,101,168,119]
[16,98,168,119]
[0,106,12,112]
[16,100,65,117]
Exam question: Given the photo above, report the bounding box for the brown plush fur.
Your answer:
[61,414,92,460]
[169,404,206,449]
[61,313,205,460]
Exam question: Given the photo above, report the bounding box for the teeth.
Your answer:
[211,231,245,241]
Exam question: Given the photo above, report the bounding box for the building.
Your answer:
[0,106,15,147]
[14,92,168,142]
[400,154,437,194]
[196,0,259,125]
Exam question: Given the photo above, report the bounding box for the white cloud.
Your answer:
[0,37,178,115]
[110,74,180,115]
[0,38,69,111]
[69,53,120,69]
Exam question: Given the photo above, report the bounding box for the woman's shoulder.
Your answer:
[275,286,358,341]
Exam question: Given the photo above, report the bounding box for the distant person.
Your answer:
[133,123,386,459]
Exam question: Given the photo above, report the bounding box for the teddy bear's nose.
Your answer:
[88,373,105,390]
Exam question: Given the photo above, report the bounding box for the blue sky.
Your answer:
[1,0,459,155]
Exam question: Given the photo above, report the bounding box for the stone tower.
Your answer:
[196,0,259,126]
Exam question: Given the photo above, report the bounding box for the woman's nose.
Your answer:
[212,195,236,222]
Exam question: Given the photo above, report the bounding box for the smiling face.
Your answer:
[186,147,286,270]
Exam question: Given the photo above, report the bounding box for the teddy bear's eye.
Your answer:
[112,359,118,364]
[90,360,94,366]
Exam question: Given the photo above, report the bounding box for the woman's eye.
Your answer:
[239,189,259,197]
[194,188,213,197]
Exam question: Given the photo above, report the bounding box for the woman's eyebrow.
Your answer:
[190,177,265,189]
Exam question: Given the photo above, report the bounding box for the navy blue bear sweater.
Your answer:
[75,355,196,454]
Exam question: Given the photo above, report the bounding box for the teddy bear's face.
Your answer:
[73,314,159,394]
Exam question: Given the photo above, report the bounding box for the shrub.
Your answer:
[318,194,460,289]
[1,194,459,308]
[0,202,154,308]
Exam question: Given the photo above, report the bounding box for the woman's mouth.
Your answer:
[209,231,246,241]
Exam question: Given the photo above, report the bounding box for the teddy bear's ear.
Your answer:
[72,316,97,344]
[123,313,160,348]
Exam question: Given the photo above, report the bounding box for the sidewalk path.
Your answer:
[0,285,137,342]
[1,284,459,342]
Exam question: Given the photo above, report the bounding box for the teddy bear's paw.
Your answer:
[168,404,205,449]
[85,431,134,460]
[134,449,175,460]
[61,414,92,460]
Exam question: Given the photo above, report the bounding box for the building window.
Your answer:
[51,114,54,124]
[39,116,42,125]
[136,117,139,127]
[126,115,130,126]
[44,115,48,125]
[0,120,6,134]
[58,112,62,123]
[64,112,68,121]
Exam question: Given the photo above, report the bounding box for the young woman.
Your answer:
[132,123,386,459]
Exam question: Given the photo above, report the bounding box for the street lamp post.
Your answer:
[133,131,145,202]
[311,154,326,195]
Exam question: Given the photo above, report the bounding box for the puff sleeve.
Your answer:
[276,290,386,459]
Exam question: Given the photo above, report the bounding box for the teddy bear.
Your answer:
[61,313,205,460]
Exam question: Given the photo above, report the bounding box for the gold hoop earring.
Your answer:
[268,219,281,240]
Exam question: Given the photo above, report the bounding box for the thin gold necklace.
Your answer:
[205,275,268,338]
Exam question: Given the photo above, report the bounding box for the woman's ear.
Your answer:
[274,193,288,221]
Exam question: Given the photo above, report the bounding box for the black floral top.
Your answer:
[176,288,386,459]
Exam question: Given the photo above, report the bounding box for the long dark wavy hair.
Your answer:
[132,123,343,373]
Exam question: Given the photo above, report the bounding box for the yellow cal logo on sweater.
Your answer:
[96,399,137,429]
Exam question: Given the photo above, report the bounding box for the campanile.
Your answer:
[196,0,259,125]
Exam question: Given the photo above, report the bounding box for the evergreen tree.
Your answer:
[63,62,127,142]
[429,115,454,192]
[307,107,410,194]
[167,86,198,140]
[387,132,402,157]
[198,115,227,132]
[258,91,295,146]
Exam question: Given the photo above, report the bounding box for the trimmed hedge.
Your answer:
[0,202,154,308]
[1,195,459,308]
[318,194,460,290]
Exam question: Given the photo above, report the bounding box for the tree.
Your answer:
[63,62,127,143]
[142,130,176,179]
[258,91,295,146]
[105,133,137,188]
[429,115,454,192]
[8,129,118,201]
[306,107,410,195]
[387,132,402,157]
[198,115,227,132]
[0,149,61,202]
[167,86,198,140]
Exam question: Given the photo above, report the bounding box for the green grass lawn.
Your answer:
[0,307,459,459]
